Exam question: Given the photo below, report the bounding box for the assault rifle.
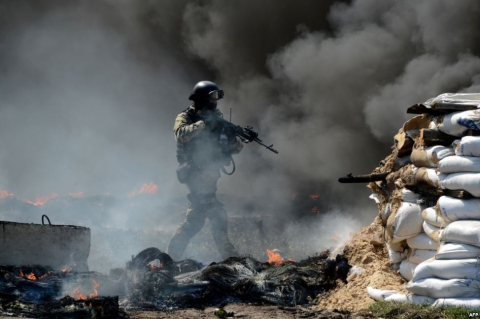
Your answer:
[203,114,279,154]
[338,172,390,183]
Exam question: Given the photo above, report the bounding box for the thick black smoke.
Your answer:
[1,0,480,264]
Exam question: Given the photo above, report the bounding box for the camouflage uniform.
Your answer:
[167,105,243,260]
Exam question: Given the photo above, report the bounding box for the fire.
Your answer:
[128,182,158,197]
[18,269,51,280]
[309,193,320,200]
[61,263,76,273]
[71,279,100,300]
[312,206,320,214]
[0,190,14,198]
[25,193,59,206]
[68,191,84,198]
[266,249,294,266]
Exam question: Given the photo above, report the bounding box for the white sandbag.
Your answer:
[440,172,480,197]
[407,233,439,250]
[438,156,480,173]
[421,207,448,227]
[387,202,424,243]
[406,278,480,298]
[423,221,442,243]
[413,258,480,281]
[399,259,417,281]
[387,243,407,263]
[436,196,480,222]
[366,286,397,301]
[436,242,480,260]
[415,167,442,188]
[434,298,480,309]
[438,110,480,137]
[385,293,435,305]
[408,249,437,264]
[440,220,480,247]
[400,188,421,203]
[379,203,392,223]
[455,136,480,156]
[411,145,454,168]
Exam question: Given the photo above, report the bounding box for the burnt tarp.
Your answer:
[123,247,350,309]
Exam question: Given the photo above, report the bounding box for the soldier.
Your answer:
[167,81,243,261]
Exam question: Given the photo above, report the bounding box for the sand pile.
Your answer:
[315,217,407,311]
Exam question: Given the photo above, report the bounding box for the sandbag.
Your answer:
[421,207,448,228]
[386,202,425,243]
[379,203,392,223]
[366,286,397,301]
[413,258,480,281]
[408,249,437,264]
[400,188,421,203]
[423,221,442,243]
[415,167,442,188]
[436,242,480,260]
[439,220,480,247]
[399,259,417,281]
[438,110,480,137]
[434,298,480,309]
[366,287,435,305]
[438,156,480,173]
[407,233,439,250]
[386,243,407,264]
[411,145,454,168]
[455,136,480,156]
[440,172,480,197]
[436,196,480,222]
[406,278,480,298]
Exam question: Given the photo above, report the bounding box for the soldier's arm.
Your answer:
[173,112,205,143]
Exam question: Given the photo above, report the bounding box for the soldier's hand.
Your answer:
[203,114,220,128]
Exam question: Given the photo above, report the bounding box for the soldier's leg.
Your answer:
[167,202,206,261]
[204,196,239,260]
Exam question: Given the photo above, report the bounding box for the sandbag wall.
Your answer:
[368,105,480,308]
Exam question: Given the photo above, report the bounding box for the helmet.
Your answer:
[188,81,224,102]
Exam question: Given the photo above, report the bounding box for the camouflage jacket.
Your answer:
[174,105,243,166]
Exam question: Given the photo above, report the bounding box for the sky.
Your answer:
[1,0,480,263]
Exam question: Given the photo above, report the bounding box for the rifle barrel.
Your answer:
[338,172,389,183]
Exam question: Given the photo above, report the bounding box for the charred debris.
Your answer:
[0,247,349,318]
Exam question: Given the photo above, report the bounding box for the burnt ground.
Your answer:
[127,304,358,319]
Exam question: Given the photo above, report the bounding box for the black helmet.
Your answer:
[188,81,224,102]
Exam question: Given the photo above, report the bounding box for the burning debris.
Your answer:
[121,247,349,310]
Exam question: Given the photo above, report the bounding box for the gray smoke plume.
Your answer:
[1,0,480,267]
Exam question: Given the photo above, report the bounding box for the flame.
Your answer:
[128,182,158,197]
[61,263,76,273]
[71,279,100,300]
[68,191,84,198]
[266,249,294,266]
[312,206,320,214]
[26,273,37,280]
[309,193,320,200]
[18,269,51,281]
[26,193,59,206]
[0,190,14,198]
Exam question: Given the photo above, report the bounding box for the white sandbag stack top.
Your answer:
[423,93,480,109]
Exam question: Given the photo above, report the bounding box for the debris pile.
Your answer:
[364,93,480,308]
[121,247,350,309]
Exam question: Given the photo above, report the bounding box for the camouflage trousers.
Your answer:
[167,192,238,261]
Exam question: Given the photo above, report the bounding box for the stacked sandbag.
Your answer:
[367,93,480,307]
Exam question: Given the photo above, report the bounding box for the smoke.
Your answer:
[1,0,480,266]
